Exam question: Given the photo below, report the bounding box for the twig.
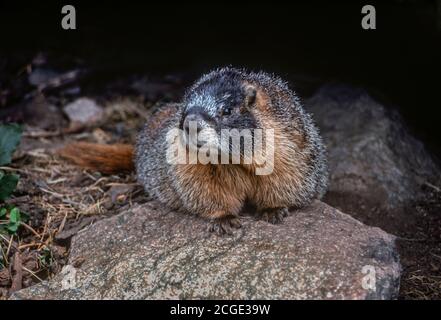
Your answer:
[40,214,50,243]
[22,130,62,138]
[20,222,41,238]
[0,234,12,246]
[47,178,68,185]
[6,235,14,257]
[0,166,27,173]
[26,150,50,159]
[9,252,23,293]
[5,195,31,204]
[424,181,441,193]
[83,171,98,182]
[84,200,103,215]
[105,182,139,187]
[57,212,68,235]
[22,266,44,283]
[23,124,86,139]
[29,168,52,174]
[18,242,42,250]
[89,177,108,189]
[39,187,65,198]
[0,242,7,266]
[430,253,441,261]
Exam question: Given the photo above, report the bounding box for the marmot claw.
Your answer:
[208,216,242,236]
[259,207,289,224]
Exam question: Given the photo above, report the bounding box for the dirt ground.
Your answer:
[396,188,441,299]
[0,55,440,299]
[324,185,441,299]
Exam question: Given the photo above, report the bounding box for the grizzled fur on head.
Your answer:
[181,67,258,133]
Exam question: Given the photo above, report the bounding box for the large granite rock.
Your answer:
[11,201,400,300]
[305,85,441,230]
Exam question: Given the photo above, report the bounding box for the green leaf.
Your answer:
[6,207,21,234]
[0,173,19,201]
[0,207,6,218]
[7,222,19,233]
[9,207,20,223]
[0,123,23,166]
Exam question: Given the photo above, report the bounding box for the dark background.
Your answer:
[1,0,440,157]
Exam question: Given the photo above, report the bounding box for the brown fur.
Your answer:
[174,162,252,219]
[58,142,134,174]
[239,89,311,209]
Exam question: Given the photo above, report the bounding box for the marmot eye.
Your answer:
[222,107,232,116]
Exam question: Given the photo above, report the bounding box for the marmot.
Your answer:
[60,67,328,235]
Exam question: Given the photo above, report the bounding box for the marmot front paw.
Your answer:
[259,207,289,224]
[208,215,242,236]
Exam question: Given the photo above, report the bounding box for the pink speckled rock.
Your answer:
[11,200,400,300]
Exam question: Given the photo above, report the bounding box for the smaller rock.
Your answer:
[61,86,81,96]
[63,98,104,125]
[60,265,77,290]
[24,95,66,130]
[28,68,59,87]
[130,76,183,101]
[107,184,136,204]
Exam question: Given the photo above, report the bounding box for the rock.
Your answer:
[28,68,60,87]
[24,95,67,130]
[11,201,400,300]
[61,86,81,96]
[128,74,185,101]
[62,98,104,125]
[106,183,137,204]
[304,85,441,231]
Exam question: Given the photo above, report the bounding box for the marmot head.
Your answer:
[179,68,259,156]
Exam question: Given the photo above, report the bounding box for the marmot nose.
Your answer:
[183,112,203,135]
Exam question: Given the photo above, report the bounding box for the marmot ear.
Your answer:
[241,85,257,113]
